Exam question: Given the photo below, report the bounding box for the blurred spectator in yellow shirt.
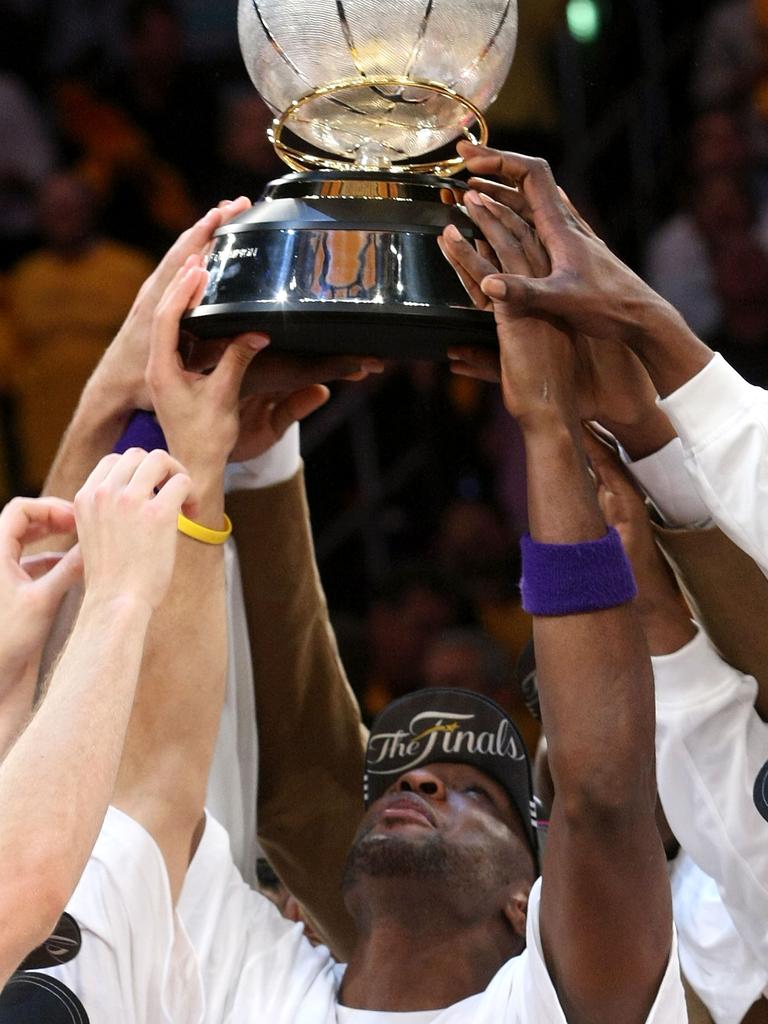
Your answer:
[7,171,152,489]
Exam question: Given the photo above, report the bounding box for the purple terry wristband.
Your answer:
[113,410,167,454]
[520,527,637,616]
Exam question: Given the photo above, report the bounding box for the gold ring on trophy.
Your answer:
[269,75,489,176]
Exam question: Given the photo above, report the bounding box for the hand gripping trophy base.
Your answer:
[181,171,496,363]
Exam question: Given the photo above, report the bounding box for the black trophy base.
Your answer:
[183,304,497,361]
[182,170,497,362]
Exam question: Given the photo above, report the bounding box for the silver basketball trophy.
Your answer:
[183,0,518,359]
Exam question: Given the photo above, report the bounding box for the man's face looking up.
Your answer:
[342,763,535,939]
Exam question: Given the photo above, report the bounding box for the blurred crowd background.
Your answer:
[1,0,765,742]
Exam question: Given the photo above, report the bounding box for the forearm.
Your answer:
[526,411,672,1023]
[43,377,133,501]
[112,474,227,901]
[605,407,676,463]
[0,593,152,983]
[655,524,768,717]
[524,417,655,804]
[0,662,38,760]
[657,355,768,576]
[228,470,366,961]
[628,300,714,400]
[622,522,697,659]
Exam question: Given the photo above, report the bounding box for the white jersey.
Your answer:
[653,627,768,990]
[671,851,766,1024]
[44,807,687,1023]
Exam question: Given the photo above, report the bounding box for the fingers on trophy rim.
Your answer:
[466,176,534,224]
[155,262,207,340]
[459,143,569,229]
[475,239,502,273]
[441,224,494,277]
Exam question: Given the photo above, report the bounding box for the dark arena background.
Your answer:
[0,0,757,738]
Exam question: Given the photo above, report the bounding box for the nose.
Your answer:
[395,767,447,800]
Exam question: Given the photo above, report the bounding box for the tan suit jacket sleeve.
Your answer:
[654,524,768,720]
[226,468,368,962]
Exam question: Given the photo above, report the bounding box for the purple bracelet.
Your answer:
[113,410,168,454]
[520,527,637,616]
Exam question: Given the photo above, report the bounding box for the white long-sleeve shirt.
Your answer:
[658,353,768,577]
[622,417,768,1019]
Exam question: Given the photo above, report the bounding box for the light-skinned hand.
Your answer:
[146,256,268,486]
[93,198,253,411]
[0,497,83,686]
[74,448,192,611]
[183,337,385,394]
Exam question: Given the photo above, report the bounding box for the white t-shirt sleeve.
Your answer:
[43,806,203,1024]
[659,354,768,575]
[46,807,337,1024]
[177,812,338,1023]
[508,879,686,1023]
[670,852,767,1024]
[653,627,768,967]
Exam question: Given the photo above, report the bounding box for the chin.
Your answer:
[342,829,450,889]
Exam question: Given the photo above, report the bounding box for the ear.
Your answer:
[502,883,530,940]
[282,895,304,925]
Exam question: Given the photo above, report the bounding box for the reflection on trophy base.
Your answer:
[182,171,497,361]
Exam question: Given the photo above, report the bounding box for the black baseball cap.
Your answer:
[364,688,538,857]
[754,760,768,824]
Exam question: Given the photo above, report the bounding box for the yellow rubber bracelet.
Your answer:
[177,512,232,545]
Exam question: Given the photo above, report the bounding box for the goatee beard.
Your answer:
[342,831,450,891]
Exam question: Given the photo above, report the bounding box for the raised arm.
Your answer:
[34,205,243,519]
[0,450,190,986]
[513,358,670,1024]
[441,192,674,1023]
[228,453,367,961]
[33,196,374,541]
[0,499,82,756]
[109,259,264,901]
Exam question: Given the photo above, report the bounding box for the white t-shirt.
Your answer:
[44,806,687,1023]
[671,851,766,1024]
[653,627,768,982]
